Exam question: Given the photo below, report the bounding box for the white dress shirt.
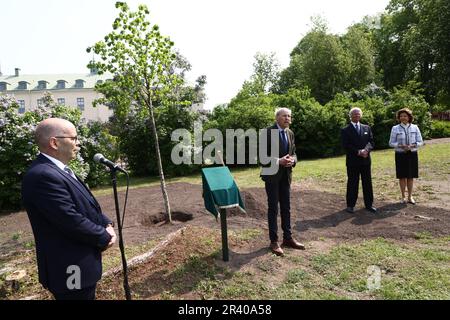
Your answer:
[41,153,78,181]
[351,121,361,134]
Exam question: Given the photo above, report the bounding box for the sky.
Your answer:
[0,0,390,109]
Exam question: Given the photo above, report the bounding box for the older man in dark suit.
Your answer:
[341,107,377,214]
[261,108,305,256]
[22,118,116,300]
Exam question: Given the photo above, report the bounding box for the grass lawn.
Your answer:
[98,228,449,300]
[190,232,450,300]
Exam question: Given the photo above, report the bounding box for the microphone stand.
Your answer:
[110,167,131,300]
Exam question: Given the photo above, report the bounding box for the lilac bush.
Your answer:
[0,93,116,210]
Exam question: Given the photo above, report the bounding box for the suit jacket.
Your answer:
[341,123,374,167]
[260,123,297,184]
[22,154,112,293]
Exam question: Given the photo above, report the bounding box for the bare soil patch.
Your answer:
[2,182,449,257]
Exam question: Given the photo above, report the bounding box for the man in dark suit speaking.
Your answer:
[22,118,116,300]
[341,107,377,214]
[261,108,305,256]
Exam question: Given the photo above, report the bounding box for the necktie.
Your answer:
[355,124,360,135]
[64,166,77,181]
[280,130,288,153]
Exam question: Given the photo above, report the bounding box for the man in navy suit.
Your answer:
[261,108,305,256]
[22,118,116,300]
[341,107,377,214]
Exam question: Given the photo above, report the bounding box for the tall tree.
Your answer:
[372,8,411,90]
[233,52,280,102]
[341,25,376,89]
[88,2,180,223]
[278,17,379,104]
[374,0,450,104]
[251,52,281,94]
[278,21,350,104]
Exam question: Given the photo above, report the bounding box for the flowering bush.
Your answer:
[0,95,39,210]
[0,93,117,210]
[78,121,119,187]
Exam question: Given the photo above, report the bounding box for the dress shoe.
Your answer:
[366,206,378,213]
[270,242,284,256]
[282,238,305,250]
[346,207,354,213]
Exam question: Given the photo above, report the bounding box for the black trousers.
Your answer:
[51,284,96,300]
[265,171,292,242]
[346,165,373,208]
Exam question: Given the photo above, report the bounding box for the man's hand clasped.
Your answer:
[358,149,369,158]
[280,155,295,167]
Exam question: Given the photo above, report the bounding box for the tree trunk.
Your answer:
[147,99,172,223]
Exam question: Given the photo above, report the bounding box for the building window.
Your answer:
[18,81,28,90]
[75,79,85,88]
[56,80,66,89]
[37,99,43,107]
[0,82,7,91]
[18,100,25,114]
[57,98,65,105]
[38,81,47,90]
[77,97,85,110]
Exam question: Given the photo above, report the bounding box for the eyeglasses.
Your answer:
[54,136,78,142]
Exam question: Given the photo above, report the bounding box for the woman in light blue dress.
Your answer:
[389,108,423,204]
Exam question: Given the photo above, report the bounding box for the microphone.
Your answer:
[93,153,126,172]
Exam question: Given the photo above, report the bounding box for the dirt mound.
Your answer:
[96,182,449,245]
[227,189,268,219]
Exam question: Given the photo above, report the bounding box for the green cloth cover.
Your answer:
[201,166,246,217]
